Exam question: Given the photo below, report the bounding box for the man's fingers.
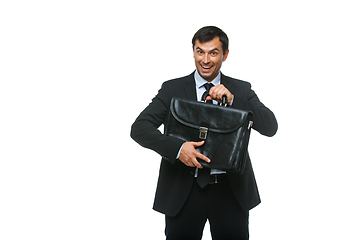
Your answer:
[191,141,210,163]
[179,141,210,168]
[188,151,209,168]
[192,141,205,147]
[208,84,233,103]
[195,152,210,164]
[191,158,203,168]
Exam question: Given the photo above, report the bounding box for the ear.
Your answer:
[222,50,229,62]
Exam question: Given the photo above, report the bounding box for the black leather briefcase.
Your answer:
[164,97,253,174]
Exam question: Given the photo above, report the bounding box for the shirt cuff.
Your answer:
[229,95,234,106]
[176,143,184,159]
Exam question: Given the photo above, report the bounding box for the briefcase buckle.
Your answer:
[199,127,208,140]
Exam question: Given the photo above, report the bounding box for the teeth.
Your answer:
[202,66,212,69]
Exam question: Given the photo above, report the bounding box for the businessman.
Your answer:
[131,26,278,240]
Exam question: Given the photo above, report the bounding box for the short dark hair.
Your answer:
[192,26,229,54]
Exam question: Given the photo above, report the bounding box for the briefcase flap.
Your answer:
[170,98,252,133]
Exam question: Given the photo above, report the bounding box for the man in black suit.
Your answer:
[131,26,278,240]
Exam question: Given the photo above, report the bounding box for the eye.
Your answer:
[197,50,203,55]
[210,52,218,56]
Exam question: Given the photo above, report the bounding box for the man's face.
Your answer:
[193,36,229,82]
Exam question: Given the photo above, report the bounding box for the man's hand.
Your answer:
[179,141,210,168]
[206,84,234,103]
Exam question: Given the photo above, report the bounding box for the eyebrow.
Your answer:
[196,47,220,52]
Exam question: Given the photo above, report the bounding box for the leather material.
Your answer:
[164,97,253,174]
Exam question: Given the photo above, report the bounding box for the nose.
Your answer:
[203,53,210,64]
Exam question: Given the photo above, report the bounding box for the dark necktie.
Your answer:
[196,83,214,188]
[201,83,214,103]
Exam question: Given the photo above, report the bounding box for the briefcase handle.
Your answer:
[221,95,228,107]
[202,91,229,107]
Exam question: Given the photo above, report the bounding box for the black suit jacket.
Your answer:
[131,72,278,217]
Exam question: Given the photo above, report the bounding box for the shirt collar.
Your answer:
[194,70,221,89]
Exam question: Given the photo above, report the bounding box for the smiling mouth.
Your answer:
[201,65,213,70]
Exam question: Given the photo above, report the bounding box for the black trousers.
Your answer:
[165,177,249,240]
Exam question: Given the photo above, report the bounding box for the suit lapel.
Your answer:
[221,73,232,91]
[183,71,197,101]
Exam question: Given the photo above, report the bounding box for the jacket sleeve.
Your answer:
[232,83,278,137]
[130,82,184,164]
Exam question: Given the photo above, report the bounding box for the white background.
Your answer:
[1,0,359,239]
